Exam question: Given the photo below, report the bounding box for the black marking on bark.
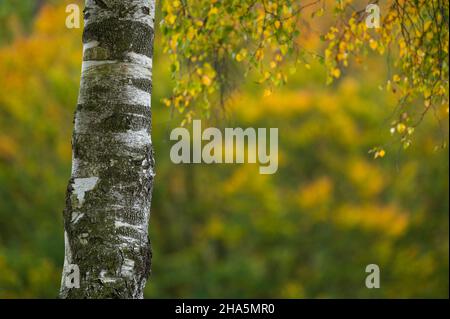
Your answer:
[83,19,154,58]
[98,112,151,133]
[131,78,152,93]
[142,236,152,280]
[85,84,110,96]
[77,103,151,118]
[94,0,109,9]
[80,88,144,108]
[83,46,110,61]
[73,133,153,161]
[83,8,91,20]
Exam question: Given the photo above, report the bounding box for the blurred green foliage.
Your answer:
[0,0,46,45]
[0,1,448,298]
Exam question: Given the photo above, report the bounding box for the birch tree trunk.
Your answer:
[60,0,155,299]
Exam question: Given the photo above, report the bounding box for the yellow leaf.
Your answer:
[187,27,196,41]
[166,14,176,25]
[255,48,264,61]
[332,68,341,78]
[374,149,386,159]
[236,49,247,62]
[369,39,378,50]
[209,7,219,16]
[396,123,406,134]
[202,75,212,86]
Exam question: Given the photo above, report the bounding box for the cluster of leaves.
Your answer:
[160,0,322,122]
[161,0,449,154]
[324,0,449,154]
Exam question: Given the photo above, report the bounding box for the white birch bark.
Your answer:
[60,0,155,299]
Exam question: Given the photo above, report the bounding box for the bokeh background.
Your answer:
[0,0,448,298]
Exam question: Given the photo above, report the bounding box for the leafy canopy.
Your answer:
[161,0,318,120]
[325,0,449,153]
[160,0,449,149]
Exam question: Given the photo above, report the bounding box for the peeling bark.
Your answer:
[60,0,155,299]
